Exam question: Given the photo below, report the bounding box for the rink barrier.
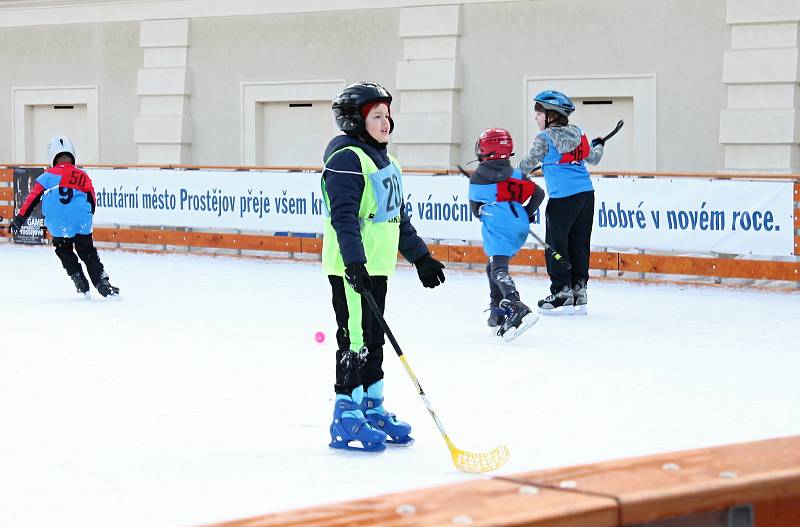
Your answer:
[0,168,12,231]
[80,229,798,283]
[6,224,800,282]
[203,435,800,527]
[91,227,307,253]
[795,182,799,254]
[2,165,799,283]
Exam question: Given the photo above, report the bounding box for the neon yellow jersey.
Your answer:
[321,146,403,276]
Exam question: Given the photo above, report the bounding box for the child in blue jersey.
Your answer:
[10,136,119,297]
[518,91,604,315]
[469,128,544,341]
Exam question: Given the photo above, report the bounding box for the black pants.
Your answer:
[329,275,388,395]
[544,191,594,293]
[52,233,105,285]
[486,255,518,304]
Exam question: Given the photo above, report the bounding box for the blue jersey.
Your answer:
[540,128,594,198]
[18,164,95,238]
[469,168,531,257]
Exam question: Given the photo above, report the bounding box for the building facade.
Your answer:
[0,0,797,172]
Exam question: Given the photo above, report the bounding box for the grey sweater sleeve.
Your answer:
[586,144,604,165]
[518,135,549,174]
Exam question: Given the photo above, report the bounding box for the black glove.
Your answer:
[9,215,24,235]
[591,137,605,147]
[344,263,372,294]
[414,254,446,289]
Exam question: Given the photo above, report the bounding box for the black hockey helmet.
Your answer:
[332,81,394,136]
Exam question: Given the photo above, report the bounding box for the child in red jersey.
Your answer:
[10,136,119,297]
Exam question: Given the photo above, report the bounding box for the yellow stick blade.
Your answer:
[450,444,510,473]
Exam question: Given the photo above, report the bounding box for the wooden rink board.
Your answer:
[203,436,800,527]
[85,228,800,282]
[5,226,798,282]
[505,435,800,525]
[207,479,619,527]
[794,183,799,256]
[2,168,15,231]
[618,253,800,282]
[91,228,304,253]
[2,229,799,283]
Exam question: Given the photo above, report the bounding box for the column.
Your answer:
[393,5,462,169]
[720,0,800,171]
[134,18,192,164]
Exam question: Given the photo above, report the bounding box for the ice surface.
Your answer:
[1,245,798,526]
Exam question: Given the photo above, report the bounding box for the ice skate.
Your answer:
[362,380,413,446]
[329,386,387,452]
[572,280,588,315]
[94,271,120,298]
[537,285,575,316]
[497,299,539,342]
[486,303,507,328]
[69,270,91,298]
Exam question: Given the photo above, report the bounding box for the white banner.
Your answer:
[88,169,796,257]
[591,177,794,256]
[88,169,530,239]
[90,169,326,233]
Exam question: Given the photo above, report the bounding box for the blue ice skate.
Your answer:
[329,386,387,452]
[363,380,414,446]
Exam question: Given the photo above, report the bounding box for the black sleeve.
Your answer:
[398,202,429,264]
[87,192,96,214]
[469,199,481,218]
[524,184,545,221]
[324,150,367,266]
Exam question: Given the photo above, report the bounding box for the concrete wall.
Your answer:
[0,21,140,164]
[0,1,760,171]
[189,9,402,165]
[459,0,729,172]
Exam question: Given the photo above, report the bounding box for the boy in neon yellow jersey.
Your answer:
[322,81,446,452]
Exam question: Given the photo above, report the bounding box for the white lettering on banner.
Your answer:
[88,169,796,257]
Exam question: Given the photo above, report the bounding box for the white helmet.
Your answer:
[47,135,76,166]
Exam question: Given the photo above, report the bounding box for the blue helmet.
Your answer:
[534,90,575,117]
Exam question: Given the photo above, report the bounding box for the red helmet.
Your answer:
[475,128,513,161]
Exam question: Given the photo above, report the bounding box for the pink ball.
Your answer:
[314,331,326,343]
